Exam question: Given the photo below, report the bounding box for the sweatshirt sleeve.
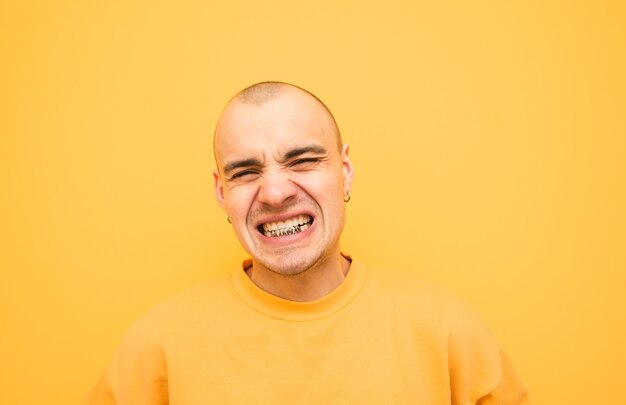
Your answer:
[447,303,528,405]
[83,313,169,405]
[476,350,529,405]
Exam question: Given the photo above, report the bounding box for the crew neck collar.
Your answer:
[231,254,367,321]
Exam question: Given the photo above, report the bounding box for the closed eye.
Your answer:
[229,169,259,181]
[290,157,321,167]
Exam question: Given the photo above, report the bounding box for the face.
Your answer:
[213,89,354,276]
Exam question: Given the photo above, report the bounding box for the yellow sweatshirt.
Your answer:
[85,259,528,404]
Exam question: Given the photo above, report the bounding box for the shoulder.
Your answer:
[364,264,476,316]
[152,272,234,314]
[362,264,513,394]
[360,262,498,342]
[122,272,235,342]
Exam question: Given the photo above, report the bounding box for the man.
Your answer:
[85,82,528,404]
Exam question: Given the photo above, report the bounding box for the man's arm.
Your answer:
[84,313,169,405]
[447,302,528,404]
[476,350,529,405]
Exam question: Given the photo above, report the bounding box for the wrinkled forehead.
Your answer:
[214,91,338,167]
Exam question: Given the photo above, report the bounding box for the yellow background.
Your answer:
[1,0,625,403]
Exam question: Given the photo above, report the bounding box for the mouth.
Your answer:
[257,215,314,238]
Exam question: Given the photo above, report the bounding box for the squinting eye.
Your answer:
[291,158,320,167]
[231,170,259,180]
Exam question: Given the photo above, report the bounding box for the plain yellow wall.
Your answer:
[1,0,625,403]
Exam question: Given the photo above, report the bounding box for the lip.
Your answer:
[253,210,317,245]
[256,221,316,245]
[253,210,316,229]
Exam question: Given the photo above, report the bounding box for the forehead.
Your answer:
[214,91,337,164]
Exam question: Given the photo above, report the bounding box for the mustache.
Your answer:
[249,200,315,219]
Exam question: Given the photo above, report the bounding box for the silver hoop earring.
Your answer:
[344,191,351,203]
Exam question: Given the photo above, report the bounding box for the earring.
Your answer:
[344,191,351,203]
[227,216,231,223]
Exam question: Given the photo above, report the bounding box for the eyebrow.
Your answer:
[222,158,263,176]
[222,145,328,176]
[278,145,328,162]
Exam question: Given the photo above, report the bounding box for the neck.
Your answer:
[246,253,351,302]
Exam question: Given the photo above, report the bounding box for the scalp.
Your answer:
[235,81,290,105]
[213,81,343,159]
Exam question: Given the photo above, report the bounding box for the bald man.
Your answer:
[213,82,353,302]
[85,82,528,404]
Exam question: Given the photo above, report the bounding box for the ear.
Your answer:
[213,169,226,211]
[341,144,355,193]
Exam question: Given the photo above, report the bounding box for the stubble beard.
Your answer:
[252,237,329,278]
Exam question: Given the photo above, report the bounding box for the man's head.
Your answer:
[213,82,354,277]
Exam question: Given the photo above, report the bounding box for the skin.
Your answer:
[213,84,354,301]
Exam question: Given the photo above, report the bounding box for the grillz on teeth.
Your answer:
[260,215,313,237]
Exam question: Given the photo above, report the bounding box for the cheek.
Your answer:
[299,174,345,209]
[224,185,256,216]
[299,169,344,191]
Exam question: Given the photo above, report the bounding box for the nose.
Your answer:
[257,170,297,207]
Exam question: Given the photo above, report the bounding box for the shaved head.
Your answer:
[214,81,343,157]
[235,81,288,105]
[211,80,354,283]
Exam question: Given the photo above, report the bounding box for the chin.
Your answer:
[257,248,325,277]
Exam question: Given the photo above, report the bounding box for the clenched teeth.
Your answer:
[259,215,313,237]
